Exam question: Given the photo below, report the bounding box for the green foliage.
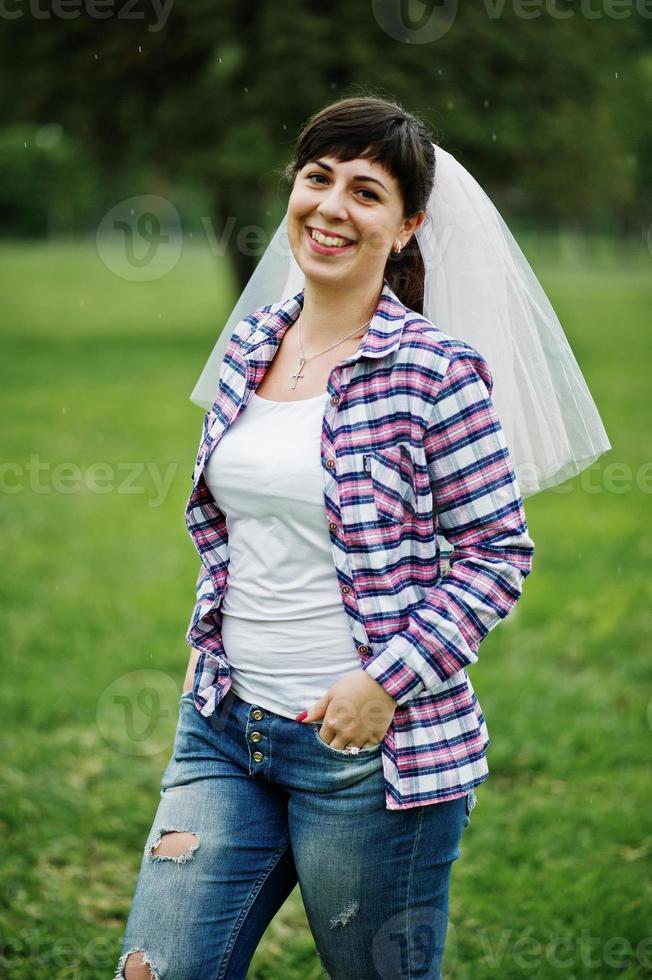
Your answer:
[0,124,101,236]
[0,3,650,275]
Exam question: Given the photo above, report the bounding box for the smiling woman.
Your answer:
[114,93,610,980]
[284,147,428,345]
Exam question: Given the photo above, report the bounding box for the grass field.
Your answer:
[1,234,650,978]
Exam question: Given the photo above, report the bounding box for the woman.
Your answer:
[114,97,536,980]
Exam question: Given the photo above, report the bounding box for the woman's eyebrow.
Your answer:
[309,159,388,193]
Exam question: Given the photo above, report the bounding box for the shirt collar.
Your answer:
[240,277,410,363]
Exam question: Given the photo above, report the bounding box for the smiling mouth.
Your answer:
[306,226,357,248]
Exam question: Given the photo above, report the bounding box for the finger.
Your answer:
[301,695,329,723]
[320,725,381,750]
[319,724,346,747]
[318,724,333,744]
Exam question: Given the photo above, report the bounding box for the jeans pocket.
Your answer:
[312,726,382,756]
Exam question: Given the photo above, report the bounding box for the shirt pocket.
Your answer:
[363,444,418,524]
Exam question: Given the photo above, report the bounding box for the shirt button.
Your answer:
[331,395,340,406]
[358,644,368,654]
[341,585,351,595]
[326,459,336,469]
[328,521,338,531]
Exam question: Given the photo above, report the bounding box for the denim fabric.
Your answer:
[115,690,475,980]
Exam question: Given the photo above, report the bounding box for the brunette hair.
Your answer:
[283,94,437,313]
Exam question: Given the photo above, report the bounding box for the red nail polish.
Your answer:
[295,710,308,721]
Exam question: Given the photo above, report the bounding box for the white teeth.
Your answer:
[309,228,353,247]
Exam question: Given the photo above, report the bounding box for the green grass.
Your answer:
[1,234,650,978]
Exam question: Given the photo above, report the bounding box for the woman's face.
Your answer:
[287,153,423,289]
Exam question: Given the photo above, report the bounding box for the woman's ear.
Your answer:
[402,210,428,240]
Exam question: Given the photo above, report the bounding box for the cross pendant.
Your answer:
[290,357,306,390]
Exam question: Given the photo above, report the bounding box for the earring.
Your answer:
[392,240,403,255]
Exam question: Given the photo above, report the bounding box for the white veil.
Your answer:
[190,143,612,498]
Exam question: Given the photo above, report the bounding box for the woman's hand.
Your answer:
[296,670,397,749]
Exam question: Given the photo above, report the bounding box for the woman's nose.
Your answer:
[317,188,349,218]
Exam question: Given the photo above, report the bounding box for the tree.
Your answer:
[0,0,648,286]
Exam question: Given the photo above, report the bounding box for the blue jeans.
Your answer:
[114,689,475,980]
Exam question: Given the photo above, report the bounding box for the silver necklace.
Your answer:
[290,315,373,390]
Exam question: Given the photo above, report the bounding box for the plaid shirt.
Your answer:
[185,278,535,810]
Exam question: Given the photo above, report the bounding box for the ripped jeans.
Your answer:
[114,688,476,980]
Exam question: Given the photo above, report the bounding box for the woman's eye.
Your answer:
[306,174,378,201]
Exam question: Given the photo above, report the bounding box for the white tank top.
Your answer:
[203,390,361,719]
